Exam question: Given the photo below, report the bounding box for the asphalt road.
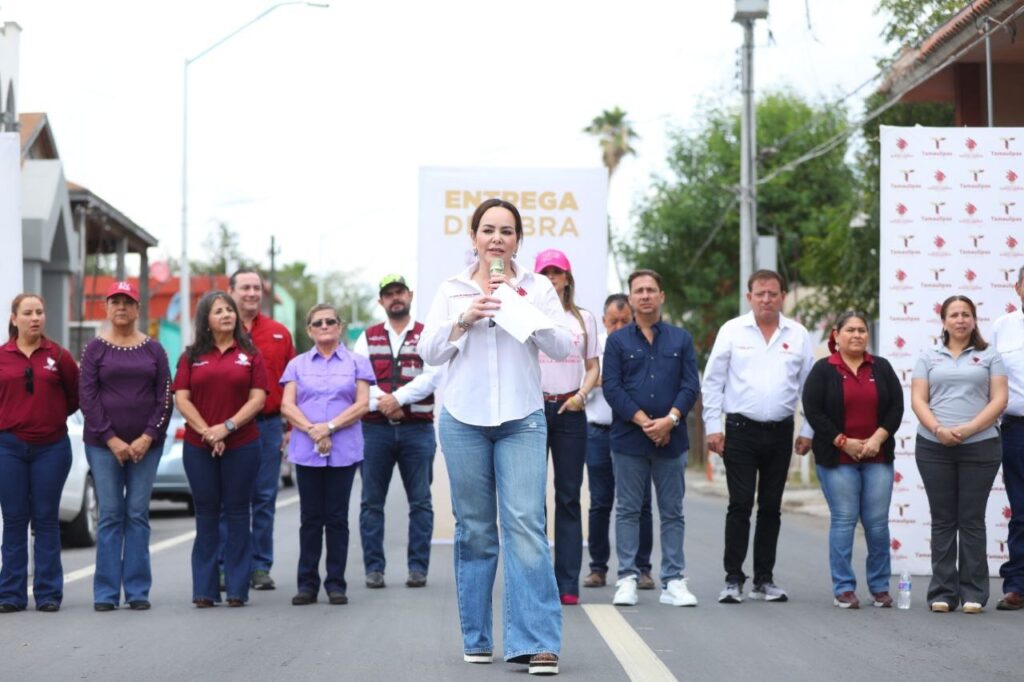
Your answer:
[0,474,1019,682]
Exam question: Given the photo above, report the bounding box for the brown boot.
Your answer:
[637,572,656,590]
[582,571,606,588]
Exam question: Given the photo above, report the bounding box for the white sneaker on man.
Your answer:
[612,576,638,606]
[659,578,698,607]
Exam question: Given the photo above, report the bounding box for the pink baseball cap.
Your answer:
[534,249,571,273]
[105,280,140,303]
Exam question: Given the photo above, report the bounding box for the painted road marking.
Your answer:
[31,493,301,596]
[582,604,678,682]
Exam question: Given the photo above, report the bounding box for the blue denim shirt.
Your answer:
[603,320,700,457]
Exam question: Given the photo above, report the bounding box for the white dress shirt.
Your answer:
[584,333,613,426]
[352,321,440,413]
[702,311,814,438]
[419,263,572,427]
[992,309,1024,417]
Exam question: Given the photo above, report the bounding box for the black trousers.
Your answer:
[916,436,1001,607]
[722,415,794,585]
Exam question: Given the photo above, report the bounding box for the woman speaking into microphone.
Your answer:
[420,198,571,675]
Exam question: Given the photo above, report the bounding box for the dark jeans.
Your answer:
[184,440,260,603]
[0,433,72,608]
[545,403,587,597]
[359,421,436,575]
[217,416,283,575]
[296,463,358,595]
[1001,419,1024,594]
[722,415,794,585]
[585,423,652,574]
[916,436,1001,607]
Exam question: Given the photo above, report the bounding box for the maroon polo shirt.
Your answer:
[829,352,883,465]
[246,314,294,416]
[172,343,269,449]
[0,338,80,444]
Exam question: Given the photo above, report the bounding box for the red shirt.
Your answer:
[246,314,294,416]
[829,352,883,465]
[0,338,80,443]
[172,344,269,449]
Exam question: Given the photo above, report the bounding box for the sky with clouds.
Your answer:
[3,0,892,299]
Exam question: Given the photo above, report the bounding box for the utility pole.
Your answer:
[269,235,278,320]
[733,0,768,313]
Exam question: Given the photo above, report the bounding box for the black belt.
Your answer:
[726,413,793,430]
[1003,414,1024,426]
[588,423,611,431]
[256,412,281,422]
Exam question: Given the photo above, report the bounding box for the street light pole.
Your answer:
[733,0,768,314]
[179,1,329,347]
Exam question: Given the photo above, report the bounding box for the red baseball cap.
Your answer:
[534,249,572,273]
[105,280,140,303]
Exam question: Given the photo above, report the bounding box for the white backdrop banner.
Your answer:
[417,167,608,317]
[880,125,1021,575]
[0,133,22,333]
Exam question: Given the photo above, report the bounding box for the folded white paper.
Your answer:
[492,285,554,343]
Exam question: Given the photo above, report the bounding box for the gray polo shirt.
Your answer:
[913,344,1006,444]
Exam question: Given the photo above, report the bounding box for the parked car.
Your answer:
[61,411,97,547]
[152,410,191,512]
[151,410,294,514]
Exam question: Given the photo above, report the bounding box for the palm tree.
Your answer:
[584,107,638,290]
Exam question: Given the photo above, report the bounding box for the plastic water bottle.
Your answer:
[897,570,912,610]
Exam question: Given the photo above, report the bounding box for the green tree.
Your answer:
[275,261,375,353]
[626,91,855,363]
[876,0,965,50]
[801,93,954,326]
[190,221,258,276]
[584,107,639,290]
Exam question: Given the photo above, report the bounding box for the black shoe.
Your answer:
[0,603,20,613]
[365,572,385,589]
[328,592,348,605]
[292,592,317,606]
[36,602,60,613]
[94,603,117,612]
[128,600,151,611]
[406,571,427,588]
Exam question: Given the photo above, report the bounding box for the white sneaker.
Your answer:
[612,576,638,606]
[660,578,698,607]
[749,581,788,602]
[962,601,983,614]
[718,582,743,603]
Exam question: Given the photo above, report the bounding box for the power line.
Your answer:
[756,2,1024,187]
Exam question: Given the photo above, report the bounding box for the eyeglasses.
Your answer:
[309,318,339,329]
[24,367,33,394]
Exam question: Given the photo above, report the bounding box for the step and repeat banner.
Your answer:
[417,167,608,317]
[880,125,1022,575]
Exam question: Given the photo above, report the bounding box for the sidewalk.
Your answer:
[687,469,830,519]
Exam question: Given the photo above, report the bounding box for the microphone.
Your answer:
[488,258,504,327]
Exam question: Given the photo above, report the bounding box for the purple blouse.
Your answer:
[280,345,375,467]
[79,337,173,447]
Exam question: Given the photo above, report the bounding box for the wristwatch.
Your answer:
[328,421,337,434]
[668,413,680,427]
[224,419,237,433]
[457,313,472,331]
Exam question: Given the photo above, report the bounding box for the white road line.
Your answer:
[31,492,302,596]
[581,604,678,682]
